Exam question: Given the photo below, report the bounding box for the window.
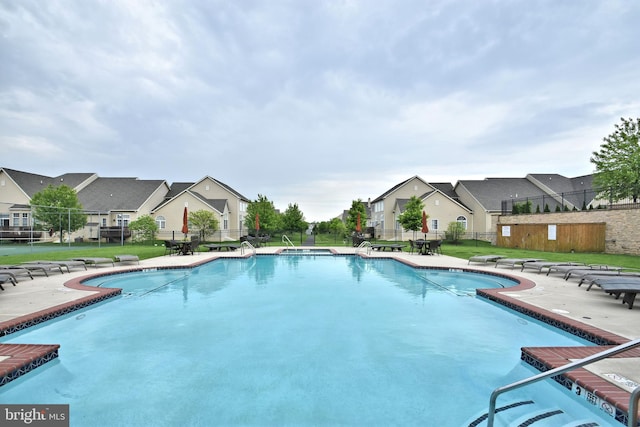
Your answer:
[116,214,130,227]
[156,216,166,230]
[12,213,19,227]
[102,218,107,227]
[430,219,438,230]
[22,213,29,226]
[456,216,467,230]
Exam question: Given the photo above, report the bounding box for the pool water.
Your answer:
[0,256,617,426]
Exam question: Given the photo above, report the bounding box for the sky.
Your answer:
[1,1,639,221]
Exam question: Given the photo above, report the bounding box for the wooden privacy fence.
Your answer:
[496,223,606,252]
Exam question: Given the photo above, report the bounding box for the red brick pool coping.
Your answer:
[0,260,638,423]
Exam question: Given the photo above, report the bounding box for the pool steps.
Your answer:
[466,400,606,426]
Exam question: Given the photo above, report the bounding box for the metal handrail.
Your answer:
[487,338,640,427]
[355,240,371,255]
[240,240,256,256]
[629,386,640,427]
[281,235,295,248]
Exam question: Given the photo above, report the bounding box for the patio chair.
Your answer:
[189,236,200,255]
[428,240,442,255]
[408,240,416,254]
[164,240,180,256]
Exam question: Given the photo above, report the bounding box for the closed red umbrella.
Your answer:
[181,207,189,236]
[356,213,362,233]
[255,213,260,232]
[421,210,429,238]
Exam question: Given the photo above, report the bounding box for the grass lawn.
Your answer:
[1,238,638,270]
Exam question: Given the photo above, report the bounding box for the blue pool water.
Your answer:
[0,256,617,426]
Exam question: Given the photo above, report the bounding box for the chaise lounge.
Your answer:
[591,277,640,309]
[19,262,65,276]
[30,260,88,273]
[114,255,139,264]
[520,261,584,274]
[72,257,115,268]
[468,255,505,265]
[495,258,544,269]
[0,266,34,281]
[0,274,17,291]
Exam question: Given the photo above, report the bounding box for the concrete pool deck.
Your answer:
[1,247,639,422]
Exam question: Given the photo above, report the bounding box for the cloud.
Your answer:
[1,0,639,221]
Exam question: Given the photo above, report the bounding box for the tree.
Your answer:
[245,195,280,234]
[397,196,424,239]
[446,221,465,244]
[327,217,346,237]
[590,117,640,202]
[281,203,308,234]
[345,199,367,233]
[128,215,159,244]
[30,184,87,243]
[188,210,219,240]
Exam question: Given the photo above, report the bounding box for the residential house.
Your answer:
[0,167,169,242]
[369,176,471,240]
[152,176,251,241]
[454,174,596,237]
[76,177,169,241]
[0,168,97,239]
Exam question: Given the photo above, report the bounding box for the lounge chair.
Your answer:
[582,275,640,291]
[468,255,505,265]
[114,255,139,264]
[72,257,115,268]
[494,258,544,269]
[592,277,640,309]
[520,261,584,274]
[576,271,640,287]
[30,260,87,273]
[0,265,34,281]
[20,262,64,276]
[0,274,17,291]
[548,264,624,280]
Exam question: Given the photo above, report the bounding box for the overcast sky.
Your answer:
[1,1,639,221]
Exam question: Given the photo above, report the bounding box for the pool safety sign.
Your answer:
[1,405,69,426]
[571,384,615,418]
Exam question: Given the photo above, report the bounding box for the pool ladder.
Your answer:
[355,240,372,255]
[282,235,295,249]
[486,337,640,427]
[240,240,256,256]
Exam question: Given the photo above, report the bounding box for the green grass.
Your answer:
[0,244,166,266]
[2,238,639,270]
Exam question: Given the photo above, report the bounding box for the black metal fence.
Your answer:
[501,186,640,215]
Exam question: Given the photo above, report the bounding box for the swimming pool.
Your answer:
[0,256,618,426]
